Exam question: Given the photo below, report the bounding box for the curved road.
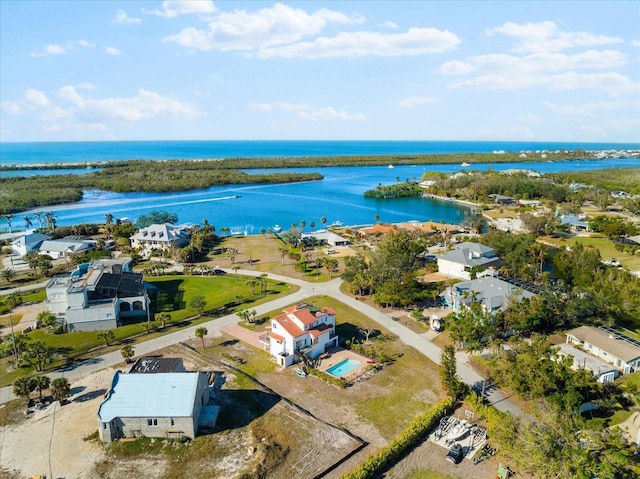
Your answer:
[0,270,521,416]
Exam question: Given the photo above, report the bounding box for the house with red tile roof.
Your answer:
[260,304,338,367]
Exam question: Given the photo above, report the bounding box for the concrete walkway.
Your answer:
[0,269,523,417]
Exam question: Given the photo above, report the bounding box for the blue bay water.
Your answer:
[1,141,639,233]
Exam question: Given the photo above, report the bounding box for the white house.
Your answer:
[97,370,218,443]
[45,258,148,332]
[300,229,349,247]
[130,223,190,253]
[437,242,501,280]
[10,232,51,256]
[38,239,96,259]
[260,304,338,367]
[566,326,640,375]
[440,274,536,313]
[556,343,619,384]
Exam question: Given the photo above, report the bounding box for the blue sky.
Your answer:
[1,0,639,142]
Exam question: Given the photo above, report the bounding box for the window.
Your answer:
[147,418,158,426]
[103,423,107,429]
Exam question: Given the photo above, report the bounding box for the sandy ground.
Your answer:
[0,302,48,335]
[0,368,115,479]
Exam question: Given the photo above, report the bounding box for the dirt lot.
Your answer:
[0,332,499,479]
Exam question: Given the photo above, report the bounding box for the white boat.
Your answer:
[461,162,471,167]
[447,420,470,441]
[331,221,342,227]
[272,225,282,233]
[388,164,394,169]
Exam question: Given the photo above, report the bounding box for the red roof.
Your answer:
[273,314,304,338]
[268,331,285,342]
[308,323,332,337]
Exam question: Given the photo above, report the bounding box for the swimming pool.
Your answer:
[326,358,361,377]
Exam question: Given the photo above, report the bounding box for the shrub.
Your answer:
[341,397,454,479]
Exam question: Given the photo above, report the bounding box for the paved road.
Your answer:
[0,269,522,416]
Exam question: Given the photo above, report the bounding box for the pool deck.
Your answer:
[317,347,371,379]
[428,415,489,461]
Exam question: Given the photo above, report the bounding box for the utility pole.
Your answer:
[9,315,19,360]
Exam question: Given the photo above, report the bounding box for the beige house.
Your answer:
[566,326,640,375]
[130,223,190,254]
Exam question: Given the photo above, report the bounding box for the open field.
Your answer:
[538,234,640,271]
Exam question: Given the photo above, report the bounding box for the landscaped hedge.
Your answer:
[308,367,347,388]
[341,396,454,479]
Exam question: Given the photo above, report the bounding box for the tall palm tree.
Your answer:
[34,211,44,229]
[195,327,208,349]
[44,211,56,230]
[320,217,327,229]
[105,213,114,225]
[32,375,51,401]
[1,213,13,233]
[23,215,33,230]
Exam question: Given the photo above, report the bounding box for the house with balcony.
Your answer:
[565,326,640,375]
[436,242,501,280]
[130,223,190,255]
[260,304,338,367]
[45,258,149,332]
[10,232,51,257]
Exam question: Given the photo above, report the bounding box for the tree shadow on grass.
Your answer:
[213,389,280,430]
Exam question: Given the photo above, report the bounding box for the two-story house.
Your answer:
[260,304,338,367]
[437,242,501,280]
[130,223,190,255]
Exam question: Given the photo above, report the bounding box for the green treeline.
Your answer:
[363,181,423,198]
[0,163,322,214]
[0,149,603,173]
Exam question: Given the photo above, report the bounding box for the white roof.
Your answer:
[130,223,189,242]
[39,239,92,253]
[98,371,201,421]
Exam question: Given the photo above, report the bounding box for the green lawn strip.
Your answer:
[542,235,640,271]
[148,274,298,322]
[1,275,297,388]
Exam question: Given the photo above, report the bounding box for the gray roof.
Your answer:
[557,343,618,377]
[98,371,202,422]
[441,276,536,310]
[560,214,589,229]
[438,242,498,268]
[567,326,640,363]
[39,239,93,253]
[130,357,185,374]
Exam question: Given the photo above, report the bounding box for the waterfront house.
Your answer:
[97,370,217,443]
[38,238,96,259]
[45,258,148,332]
[300,229,349,247]
[560,214,590,232]
[260,304,338,367]
[566,326,640,375]
[11,232,51,257]
[356,224,398,239]
[436,242,501,280]
[130,223,190,254]
[488,194,517,206]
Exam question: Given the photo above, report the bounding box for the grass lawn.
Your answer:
[0,289,47,314]
[540,234,640,271]
[0,274,298,388]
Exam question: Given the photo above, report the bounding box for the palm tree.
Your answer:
[309,221,315,229]
[97,330,115,346]
[232,265,240,281]
[300,220,306,231]
[13,376,36,405]
[1,213,13,233]
[246,279,260,296]
[50,377,70,404]
[34,211,44,229]
[105,213,114,225]
[23,215,33,230]
[320,217,327,229]
[32,375,51,401]
[195,327,208,349]
[259,273,268,297]
[155,312,171,329]
[121,345,135,363]
[374,214,380,224]
[44,211,56,230]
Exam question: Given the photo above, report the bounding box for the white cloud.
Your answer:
[381,21,398,29]
[144,0,217,18]
[443,50,632,93]
[24,89,50,107]
[164,3,364,51]
[249,102,364,121]
[439,60,476,75]
[76,82,96,90]
[114,9,141,24]
[257,27,460,59]
[1,101,24,115]
[76,40,95,48]
[31,44,67,57]
[543,100,629,116]
[398,96,435,108]
[631,40,640,47]
[517,114,539,123]
[105,47,123,56]
[486,21,623,53]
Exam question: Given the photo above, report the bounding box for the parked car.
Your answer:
[212,269,227,275]
[445,443,463,464]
